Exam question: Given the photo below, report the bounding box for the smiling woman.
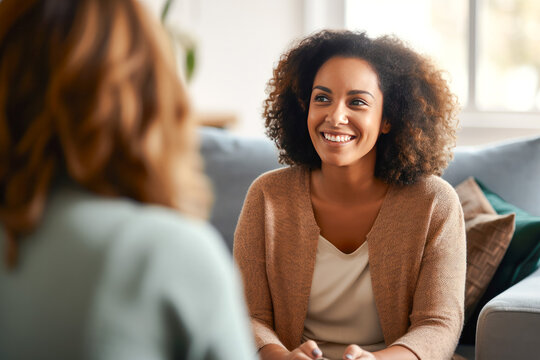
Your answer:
[234,30,466,360]
[264,30,458,185]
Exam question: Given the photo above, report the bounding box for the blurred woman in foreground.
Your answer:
[0,0,254,359]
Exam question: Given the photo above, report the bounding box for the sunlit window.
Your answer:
[478,0,540,111]
[345,0,540,112]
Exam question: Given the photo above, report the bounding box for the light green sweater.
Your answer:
[0,184,255,360]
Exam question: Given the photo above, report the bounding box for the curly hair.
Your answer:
[0,0,210,268]
[264,30,459,185]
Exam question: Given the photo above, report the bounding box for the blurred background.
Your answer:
[141,0,540,145]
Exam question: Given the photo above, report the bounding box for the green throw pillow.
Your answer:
[476,179,540,287]
[460,179,540,345]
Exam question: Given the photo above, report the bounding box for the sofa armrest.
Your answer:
[476,266,540,359]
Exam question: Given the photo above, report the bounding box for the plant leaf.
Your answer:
[161,0,175,22]
[185,48,196,81]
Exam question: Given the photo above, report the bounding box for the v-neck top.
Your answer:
[302,235,385,359]
[234,166,466,360]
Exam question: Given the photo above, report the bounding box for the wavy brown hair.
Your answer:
[264,30,459,184]
[0,0,210,268]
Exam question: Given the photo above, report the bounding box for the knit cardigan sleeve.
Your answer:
[233,174,285,351]
[389,179,466,360]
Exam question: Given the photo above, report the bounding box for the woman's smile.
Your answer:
[321,131,357,144]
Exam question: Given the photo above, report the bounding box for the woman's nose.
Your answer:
[325,103,349,126]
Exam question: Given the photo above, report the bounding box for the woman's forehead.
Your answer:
[313,56,382,96]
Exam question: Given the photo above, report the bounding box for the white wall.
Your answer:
[141,0,305,136]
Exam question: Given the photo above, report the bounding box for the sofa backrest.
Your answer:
[200,127,283,250]
[444,135,540,217]
[200,126,540,251]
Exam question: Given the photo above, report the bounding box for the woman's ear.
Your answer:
[381,119,391,134]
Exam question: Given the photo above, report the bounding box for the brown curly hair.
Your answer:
[0,0,210,268]
[264,30,459,185]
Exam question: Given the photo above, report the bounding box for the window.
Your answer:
[476,0,540,111]
[338,0,540,118]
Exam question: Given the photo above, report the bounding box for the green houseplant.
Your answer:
[161,0,196,82]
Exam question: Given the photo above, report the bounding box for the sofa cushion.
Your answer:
[455,177,515,322]
[199,127,282,250]
[460,178,540,344]
[443,135,540,217]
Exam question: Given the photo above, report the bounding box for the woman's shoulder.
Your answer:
[390,175,460,214]
[249,165,307,194]
[121,203,226,261]
[383,176,464,240]
[86,194,235,299]
[49,186,226,264]
[399,175,457,201]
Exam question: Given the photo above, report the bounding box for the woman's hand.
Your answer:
[260,341,324,360]
[341,344,377,360]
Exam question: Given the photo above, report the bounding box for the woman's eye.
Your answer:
[351,98,367,106]
[314,94,330,102]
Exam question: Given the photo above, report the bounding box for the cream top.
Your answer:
[302,235,385,359]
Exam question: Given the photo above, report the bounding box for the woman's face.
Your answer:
[307,56,390,169]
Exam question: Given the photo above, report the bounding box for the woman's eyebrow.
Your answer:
[312,86,375,100]
[347,89,374,99]
[313,85,332,93]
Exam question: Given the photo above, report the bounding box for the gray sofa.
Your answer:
[200,126,540,360]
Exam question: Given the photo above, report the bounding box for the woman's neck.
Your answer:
[311,162,386,204]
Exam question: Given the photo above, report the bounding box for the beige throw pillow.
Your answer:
[455,177,515,321]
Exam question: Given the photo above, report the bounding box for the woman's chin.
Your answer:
[320,158,354,168]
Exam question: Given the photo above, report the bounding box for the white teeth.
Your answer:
[323,133,352,143]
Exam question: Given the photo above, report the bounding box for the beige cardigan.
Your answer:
[234,166,466,360]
